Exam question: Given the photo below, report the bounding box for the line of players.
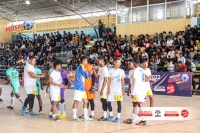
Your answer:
[2,53,155,125]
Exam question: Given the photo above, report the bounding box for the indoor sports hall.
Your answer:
[0,0,200,133]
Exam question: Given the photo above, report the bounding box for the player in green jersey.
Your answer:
[6,62,24,109]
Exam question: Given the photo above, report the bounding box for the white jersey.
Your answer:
[98,66,109,93]
[128,69,134,87]
[24,63,36,84]
[109,68,125,93]
[50,70,62,91]
[132,67,146,95]
[143,68,151,91]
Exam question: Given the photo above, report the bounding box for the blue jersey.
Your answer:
[74,64,91,91]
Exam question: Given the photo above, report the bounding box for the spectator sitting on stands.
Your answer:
[178,61,187,72]
[193,50,200,66]
[149,60,158,72]
[167,47,175,59]
[167,59,175,72]
[177,52,186,64]
[183,46,190,57]
[167,37,173,47]
[0,43,4,50]
[114,49,122,58]
[86,35,91,42]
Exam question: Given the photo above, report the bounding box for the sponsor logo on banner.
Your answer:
[164,111,179,117]
[181,110,189,118]
[167,84,175,94]
[153,86,165,92]
[155,110,161,117]
[138,111,153,116]
[135,107,194,120]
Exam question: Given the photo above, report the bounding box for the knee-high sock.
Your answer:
[11,97,15,107]
[56,103,61,114]
[18,97,24,105]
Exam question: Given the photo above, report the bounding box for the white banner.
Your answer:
[135,107,194,120]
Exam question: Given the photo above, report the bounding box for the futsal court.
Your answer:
[0,85,199,133]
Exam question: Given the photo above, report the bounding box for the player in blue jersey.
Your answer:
[72,56,94,121]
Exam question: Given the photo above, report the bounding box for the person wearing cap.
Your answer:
[177,52,186,64]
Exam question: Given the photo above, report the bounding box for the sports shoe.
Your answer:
[136,120,147,125]
[7,105,13,109]
[48,114,53,119]
[21,107,26,116]
[38,111,43,115]
[98,116,107,121]
[89,115,94,120]
[78,114,84,119]
[0,98,3,102]
[123,118,134,124]
[107,116,114,121]
[90,86,95,93]
[113,117,120,123]
[84,117,94,121]
[131,117,139,123]
[52,116,60,121]
[56,114,60,118]
[59,114,66,119]
[72,118,82,122]
[28,111,37,116]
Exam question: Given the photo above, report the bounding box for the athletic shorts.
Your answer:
[50,88,60,102]
[100,92,108,99]
[36,87,41,95]
[24,83,36,95]
[107,92,123,102]
[132,95,146,103]
[11,84,20,94]
[146,89,153,96]
[73,90,87,102]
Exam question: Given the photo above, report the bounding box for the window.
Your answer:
[117,8,132,24]
[149,0,165,5]
[167,1,185,19]
[117,0,131,9]
[149,4,165,21]
[132,7,147,22]
[132,0,147,7]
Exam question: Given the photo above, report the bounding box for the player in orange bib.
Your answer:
[79,59,97,119]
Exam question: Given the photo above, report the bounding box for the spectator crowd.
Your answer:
[0,24,200,80]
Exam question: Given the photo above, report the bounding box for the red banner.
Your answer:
[6,24,24,32]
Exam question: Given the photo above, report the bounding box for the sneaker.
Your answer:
[21,107,26,116]
[78,114,84,119]
[7,105,13,109]
[84,117,94,121]
[56,114,60,118]
[72,118,82,122]
[59,114,66,119]
[89,115,94,120]
[48,114,53,119]
[123,118,133,124]
[28,111,37,116]
[98,116,107,121]
[113,117,120,123]
[52,116,60,121]
[38,111,43,115]
[60,51,63,53]
[131,117,139,123]
[0,98,3,102]
[136,120,147,125]
[195,84,199,90]
[106,116,114,121]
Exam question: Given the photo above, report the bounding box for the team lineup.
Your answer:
[1,51,156,125]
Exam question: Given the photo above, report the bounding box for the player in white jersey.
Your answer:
[127,59,135,97]
[142,60,156,107]
[49,60,67,121]
[107,58,125,123]
[94,56,109,121]
[21,56,45,116]
[124,58,147,125]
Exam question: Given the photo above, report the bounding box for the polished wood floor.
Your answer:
[0,85,200,133]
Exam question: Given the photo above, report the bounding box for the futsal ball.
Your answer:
[23,20,34,30]
[181,74,189,83]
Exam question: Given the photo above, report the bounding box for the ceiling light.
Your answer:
[26,0,30,5]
